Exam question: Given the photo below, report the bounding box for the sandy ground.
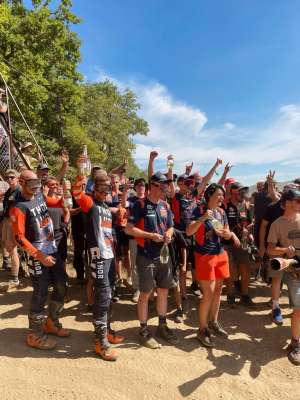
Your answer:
[0,266,299,400]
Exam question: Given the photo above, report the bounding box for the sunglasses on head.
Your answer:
[5,176,16,181]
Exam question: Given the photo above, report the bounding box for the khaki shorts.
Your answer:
[2,218,17,247]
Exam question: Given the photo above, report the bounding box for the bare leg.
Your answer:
[198,280,215,330]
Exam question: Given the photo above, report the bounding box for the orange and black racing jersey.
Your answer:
[128,198,173,260]
[171,192,196,231]
[9,192,61,259]
[191,205,228,255]
[73,186,114,260]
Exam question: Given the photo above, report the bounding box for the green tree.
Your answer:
[79,80,148,171]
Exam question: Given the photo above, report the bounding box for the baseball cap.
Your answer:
[91,164,102,171]
[37,162,50,171]
[281,189,300,203]
[177,174,190,182]
[225,178,236,187]
[21,141,34,149]
[283,183,300,192]
[150,172,171,184]
[231,182,249,191]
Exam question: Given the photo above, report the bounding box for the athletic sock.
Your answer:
[272,300,279,310]
[158,315,167,325]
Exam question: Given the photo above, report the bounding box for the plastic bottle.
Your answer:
[167,154,174,170]
[79,145,91,176]
[62,179,73,208]
[160,243,169,264]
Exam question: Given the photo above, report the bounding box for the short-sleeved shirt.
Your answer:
[225,201,252,240]
[267,215,300,258]
[171,192,196,231]
[128,198,173,260]
[191,206,228,255]
[263,200,283,244]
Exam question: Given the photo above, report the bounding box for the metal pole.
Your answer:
[0,71,47,164]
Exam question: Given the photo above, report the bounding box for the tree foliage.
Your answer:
[0,0,148,176]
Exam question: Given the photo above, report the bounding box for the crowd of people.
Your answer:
[1,145,300,366]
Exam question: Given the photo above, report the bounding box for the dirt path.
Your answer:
[0,269,299,400]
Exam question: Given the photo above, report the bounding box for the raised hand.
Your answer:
[150,151,158,160]
[185,161,193,175]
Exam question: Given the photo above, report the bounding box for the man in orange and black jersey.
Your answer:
[9,170,70,351]
[73,167,124,362]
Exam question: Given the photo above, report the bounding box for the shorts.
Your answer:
[194,251,230,281]
[229,246,249,265]
[1,218,16,246]
[285,273,300,309]
[136,252,176,292]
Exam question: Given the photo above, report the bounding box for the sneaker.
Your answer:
[156,324,179,345]
[26,333,57,350]
[131,289,140,303]
[227,294,236,306]
[174,308,184,324]
[190,282,201,297]
[124,277,133,288]
[107,330,124,345]
[8,279,20,291]
[208,321,228,338]
[272,308,283,325]
[287,340,300,366]
[197,328,214,348]
[86,304,93,312]
[95,339,118,361]
[139,328,161,349]
[240,294,254,306]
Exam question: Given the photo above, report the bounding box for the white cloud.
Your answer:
[224,122,236,130]
[93,69,300,183]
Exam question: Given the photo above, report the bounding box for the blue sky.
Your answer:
[70,0,300,184]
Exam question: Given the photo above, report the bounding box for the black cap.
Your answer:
[177,174,190,182]
[293,178,300,186]
[150,172,171,184]
[281,189,300,203]
[36,162,50,171]
[231,182,249,191]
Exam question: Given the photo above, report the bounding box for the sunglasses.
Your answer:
[151,182,161,188]
[5,176,16,181]
[25,179,41,189]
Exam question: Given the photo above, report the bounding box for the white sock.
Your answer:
[272,300,279,310]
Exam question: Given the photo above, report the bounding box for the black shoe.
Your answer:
[174,308,184,323]
[240,294,254,306]
[190,281,201,297]
[208,321,228,338]
[156,324,179,345]
[197,328,214,348]
[227,294,236,306]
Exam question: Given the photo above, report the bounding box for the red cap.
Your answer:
[225,178,236,187]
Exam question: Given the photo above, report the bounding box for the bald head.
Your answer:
[20,170,37,181]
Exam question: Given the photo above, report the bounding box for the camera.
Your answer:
[247,244,260,262]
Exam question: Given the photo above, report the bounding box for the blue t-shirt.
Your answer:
[191,206,228,255]
[128,198,173,260]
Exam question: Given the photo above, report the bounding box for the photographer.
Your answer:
[267,189,300,365]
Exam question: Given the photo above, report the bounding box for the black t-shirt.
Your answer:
[263,200,284,244]
[48,207,68,260]
[225,201,252,240]
[253,191,272,224]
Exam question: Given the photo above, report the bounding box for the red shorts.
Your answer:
[194,251,230,281]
